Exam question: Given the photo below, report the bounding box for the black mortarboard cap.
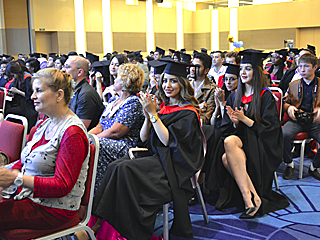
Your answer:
[307,44,316,55]
[124,50,131,54]
[160,58,192,78]
[201,48,207,53]
[224,63,240,77]
[181,53,191,63]
[169,49,175,53]
[239,49,268,69]
[30,53,41,58]
[41,53,47,58]
[193,50,199,55]
[173,51,181,58]
[148,60,167,74]
[86,52,99,63]
[49,53,58,58]
[91,60,110,79]
[180,48,186,52]
[289,48,299,55]
[275,49,288,58]
[132,51,142,57]
[155,46,165,56]
[61,54,68,58]
[68,51,78,56]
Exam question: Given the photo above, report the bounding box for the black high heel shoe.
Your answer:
[239,191,258,219]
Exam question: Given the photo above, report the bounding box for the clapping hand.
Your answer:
[226,106,246,125]
[138,92,157,118]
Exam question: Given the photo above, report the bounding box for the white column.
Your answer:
[228,0,239,8]
[229,8,238,51]
[146,0,154,53]
[0,0,7,54]
[102,0,113,53]
[211,9,219,51]
[176,1,183,50]
[74,0,86,55]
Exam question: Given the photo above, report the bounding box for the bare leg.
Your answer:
[74,218,102,240]
[223,135,261,216]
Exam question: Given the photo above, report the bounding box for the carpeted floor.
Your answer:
[154,156,320,240]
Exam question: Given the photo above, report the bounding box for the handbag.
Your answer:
[0,151,9,166]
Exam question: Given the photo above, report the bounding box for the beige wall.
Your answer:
[4,0,320,55]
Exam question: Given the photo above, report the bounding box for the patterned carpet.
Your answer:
[154,156,320,240]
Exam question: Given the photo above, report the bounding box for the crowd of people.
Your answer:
[0,44,320,240]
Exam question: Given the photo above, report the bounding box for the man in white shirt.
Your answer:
[208,51,227,84]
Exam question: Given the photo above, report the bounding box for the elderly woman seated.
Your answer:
[0,68,90,239]
[89,63,145,193]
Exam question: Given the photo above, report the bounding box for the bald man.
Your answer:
[64,56,104,130]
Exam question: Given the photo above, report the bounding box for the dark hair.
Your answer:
[214,51,225,59]
[111,54,128,66]
[225,51,241,64]
[136,56,143,64]
[299,53,318,67]
[68,51,78,56]
[173,52,181,61]
[6,61,27,90]
[49,55,58,62]
[104,53,112,60]
[127,54,136,62]
[26,58,40,73]
[193,52,212,70]
[268,55,286,80]
[56,57,67,66]
[234,65,267,123]
[157,73,199,109]
[33,68,74,104]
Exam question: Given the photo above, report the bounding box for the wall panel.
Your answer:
[154,33,176,52]
[5,28,30,54]
[239,28,296,50]
[193,32,210,51]
[86,32,103,53]
[35,31,52,53]
[113,32,146,52]
[219,31,229,51]
[184,33,193,51]
[57,31,76,54]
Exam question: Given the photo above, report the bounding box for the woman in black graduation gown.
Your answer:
[207,49,289,218]
[90,60,205,240]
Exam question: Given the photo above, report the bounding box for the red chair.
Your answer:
[270,87,283,190]
[0,87,7,122]
[0,114,28,163]
[0,133,99,240]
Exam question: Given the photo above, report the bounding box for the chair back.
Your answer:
[270,87,283,121]
[80,133,99,224]
[0,87,6,111]
[0,114,28,163]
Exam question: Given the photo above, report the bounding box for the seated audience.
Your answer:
[5,61,38,132]
[147,60,167,95]
[0,68,89,239]
[64,56,104,131]
[208,51,227,84]
[82,61,205,240]
[225,51,241,65]
[89,63,145,192]
[207,49,289,218]
[189,52,217,124]
[26,58,40,75]
[282,53,320,181]
[267,49,288,82]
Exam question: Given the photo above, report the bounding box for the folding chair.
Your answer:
[35,133,99,240]
[270,87,283,190]
[0,114,28,163]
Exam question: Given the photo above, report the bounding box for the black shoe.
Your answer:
[239,192,257,219]
[308,167,320,181]
[283,166,295,180]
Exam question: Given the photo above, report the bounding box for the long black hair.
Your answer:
[233,65,267,123]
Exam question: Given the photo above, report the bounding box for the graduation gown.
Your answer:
[207,90,289,215]
[92,104,205,240]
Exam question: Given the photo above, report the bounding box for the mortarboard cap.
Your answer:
[30,53,41,58]
[124,50,131,54]
[41,53,47,59]
[169,49,175,53]
[49,53,58,58]
[155,46,165,56]
[91,60,110,79]
[201,48,207,53]
[86,52,99,63]
[160,58,192,78]
[60,54,68,58]
[132,51,142,57]
[148,60,167,74]
[289,48,299,55]
[180,48,186,52]
[68,51,78,56]
[239,49,268,69]
[307,44,316,55]
[193,50,199,55]
[181,53,191,63]
[224,63,240,77]
[274,49,288,58]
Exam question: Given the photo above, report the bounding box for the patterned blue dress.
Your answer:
[94,95,144,192]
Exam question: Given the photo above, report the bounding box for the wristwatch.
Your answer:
[14,172,24,187]
[150,114,159,123]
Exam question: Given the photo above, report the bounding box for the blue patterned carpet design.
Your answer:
[154,157,320,240]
